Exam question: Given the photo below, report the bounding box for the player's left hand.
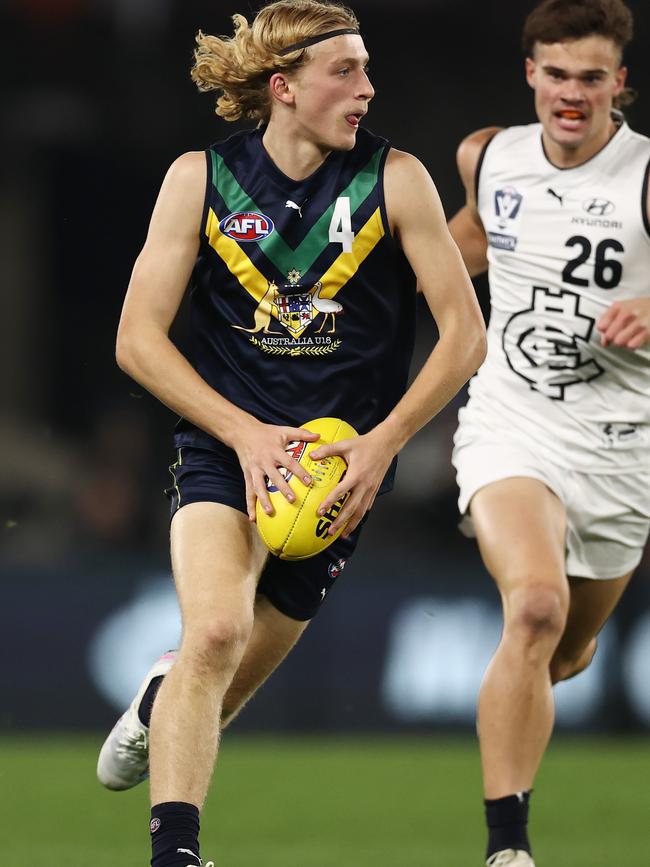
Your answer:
[597,298,650,350]
[310,429,396,539]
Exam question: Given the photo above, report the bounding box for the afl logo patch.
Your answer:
[219,211,274,241]
[328,558,347,579]
[150,818,161,833]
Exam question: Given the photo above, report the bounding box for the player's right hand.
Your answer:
[234,421,319,521]
[597,297,650,350]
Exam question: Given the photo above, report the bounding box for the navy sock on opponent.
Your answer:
[484,790,532,858]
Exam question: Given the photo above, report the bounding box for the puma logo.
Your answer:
[285,199,303,217]
[546,187,564,206]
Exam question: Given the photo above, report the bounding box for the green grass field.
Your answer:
[1,734,647,866]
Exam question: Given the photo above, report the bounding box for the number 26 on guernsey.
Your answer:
[328,197,355,253]
[562,236,624,290]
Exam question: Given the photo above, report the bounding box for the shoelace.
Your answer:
[115,726,148,764]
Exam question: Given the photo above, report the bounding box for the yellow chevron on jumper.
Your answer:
[206,208,269,304]
[206,206,385,335]
[317,207,384,299]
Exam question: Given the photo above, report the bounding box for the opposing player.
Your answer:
[98,2,486,865]
[449,1,650,865]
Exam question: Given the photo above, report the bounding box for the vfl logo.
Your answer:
[495,186,523,229]
[583,198,615,217]
[489,186,524,251]
[265,440,307,492]
[502,287,604,400]
[219,211,274,241]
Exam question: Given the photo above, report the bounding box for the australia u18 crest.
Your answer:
[233,269,344,354]
[275,291,314,335]
[272,268,317,337]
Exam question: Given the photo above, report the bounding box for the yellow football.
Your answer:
[256,417,358,560]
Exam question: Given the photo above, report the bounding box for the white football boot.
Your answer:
[486,850,536,867]
[96,650,177,790]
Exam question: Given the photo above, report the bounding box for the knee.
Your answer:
[184,616,253,671]
[507,582,569,646]
[550,637,597,684]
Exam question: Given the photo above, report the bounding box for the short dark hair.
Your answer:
[522,0,633,60]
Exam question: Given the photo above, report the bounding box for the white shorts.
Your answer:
[452,429,650,580]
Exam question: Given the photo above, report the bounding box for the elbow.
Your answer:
[115,325,138,376]
[466,321,487,376]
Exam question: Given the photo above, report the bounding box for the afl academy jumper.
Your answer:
[174,126,416,492]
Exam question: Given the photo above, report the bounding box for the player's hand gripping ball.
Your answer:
[256,417,357,560]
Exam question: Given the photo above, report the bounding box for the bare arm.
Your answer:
[117,152,316,519]
[448,127,501,277]
[312,148,487,535]
[117,153,235,440]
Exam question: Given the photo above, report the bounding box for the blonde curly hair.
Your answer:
[191,0,360,123]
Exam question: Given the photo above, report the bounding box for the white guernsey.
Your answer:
[449,3,650,865]
[457,119,650,474]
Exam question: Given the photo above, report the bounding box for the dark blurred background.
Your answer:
[2,0,650,734]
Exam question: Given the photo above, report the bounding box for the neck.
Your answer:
[542,117,618,169]
[262,119,331,181]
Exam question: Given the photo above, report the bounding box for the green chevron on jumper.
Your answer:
[211,148,384,276]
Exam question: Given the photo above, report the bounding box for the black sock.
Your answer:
[138,675,165,727]
[150,802,201,867]
[485,790,532,858]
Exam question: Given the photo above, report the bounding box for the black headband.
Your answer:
[277,28,360,56]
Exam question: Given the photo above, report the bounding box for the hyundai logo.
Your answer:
[583,198,616,216]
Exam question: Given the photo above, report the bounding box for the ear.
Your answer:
[613,65,628,97]
[269,71,295,107]
[525,56,537,90]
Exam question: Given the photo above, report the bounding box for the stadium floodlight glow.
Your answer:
[87,575,180,711]
[621,610,650,726]
[381,597,610,727]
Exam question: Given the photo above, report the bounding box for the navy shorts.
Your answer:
[164,446,364,621]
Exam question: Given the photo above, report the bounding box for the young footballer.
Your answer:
[449,1,650,864]
[98,2,486,865]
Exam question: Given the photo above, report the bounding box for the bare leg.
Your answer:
[471,478,569,798]
[149,502,267,809]
[550,571,633,683]
[222,594,309,728]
